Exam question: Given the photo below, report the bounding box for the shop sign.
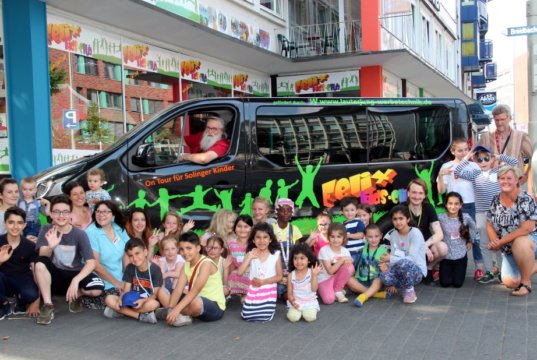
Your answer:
[141,0,200,22]
[276,70,359,96]
[47,15,122,64]
[233,73,270,96]
[122,39,180,77]
[180,58,232,89]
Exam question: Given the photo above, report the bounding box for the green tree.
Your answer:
[79,103,112,144]
[49,62,66,94]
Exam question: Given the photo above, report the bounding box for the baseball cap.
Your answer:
[121,291,141,308]
[473,145,492,154]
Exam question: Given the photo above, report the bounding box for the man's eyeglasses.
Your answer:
[51,210,71,216]
[477,156,490,163]
[206,126,223,132]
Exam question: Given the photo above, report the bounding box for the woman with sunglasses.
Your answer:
[455,145,518,284]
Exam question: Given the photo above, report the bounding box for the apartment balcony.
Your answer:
[286,21,361,58]
[479,39,493,63]
[485,62,497,82]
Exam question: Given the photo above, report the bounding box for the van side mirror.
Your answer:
[132,143,156,167]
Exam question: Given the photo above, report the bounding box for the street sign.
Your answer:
[62,109,78,130]
[506,25,537,37]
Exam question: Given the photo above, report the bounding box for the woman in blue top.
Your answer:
[86,200,130,295]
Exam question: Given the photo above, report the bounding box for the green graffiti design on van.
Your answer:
[295,154,323,208]
[179,185,219,214]
[276,179,299,201]
[239,192,253,215]
[150,188,183,220]
[414,160,441,206]
[258,179,273,204]
[214,188,234,210]
[128,189,152,209]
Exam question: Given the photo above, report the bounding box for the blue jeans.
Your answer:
[23,221,41,238]
[462,202,483,264]
[500,234,537,280]
[0,271,39,305]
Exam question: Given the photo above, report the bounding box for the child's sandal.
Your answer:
[511,284,532,296]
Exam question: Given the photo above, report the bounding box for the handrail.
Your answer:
[286,20,361,58]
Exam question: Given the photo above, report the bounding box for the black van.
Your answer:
[35,97,472,231]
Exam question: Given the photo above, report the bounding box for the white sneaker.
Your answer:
[138,311,157,324]
[172,314,193,327]
[403,287,417,304]
[335,291,348,303]
[103,306,123,319]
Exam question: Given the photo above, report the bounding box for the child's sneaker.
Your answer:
[172,314,193,327]
[155,307,169,320]
[478,271,496,284]
[474,269,484,281]
[402,287,417,304]
[36,304,54,325]
[354,294,368,307]
[68,298,84,313]
[138,311,157,324]
[335,291,348,303]
[0,301,12,320]
[12,299,26,315]
[103,306,123,319]
[373,291,391,299]
[432,270,440,282]
[491,266,500,277]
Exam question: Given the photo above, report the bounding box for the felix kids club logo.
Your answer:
[48,23,82,52]
[321,169,407,207]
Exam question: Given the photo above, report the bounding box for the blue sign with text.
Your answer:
[63,109,78,130]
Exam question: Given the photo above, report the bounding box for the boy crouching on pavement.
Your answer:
[104,238,162,324]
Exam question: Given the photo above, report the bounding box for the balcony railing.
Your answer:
[286,21,361,58]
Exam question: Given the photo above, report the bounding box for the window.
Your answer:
[260,0,282,17]
[130,98,141,112]
[137,108,235,167]
[256,105,450,166]
[76,55,98,76]
[87,89,99,103]
[104,92,123,109]
[146,99,164,114]
[104,62,121,81]
[125,69,141,85]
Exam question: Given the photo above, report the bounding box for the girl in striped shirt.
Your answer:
[454,145,518,283]
[238,223,283,322]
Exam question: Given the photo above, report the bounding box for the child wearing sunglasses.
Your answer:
[454,145,518,284]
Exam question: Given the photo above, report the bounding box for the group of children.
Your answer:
[0,141,522,325]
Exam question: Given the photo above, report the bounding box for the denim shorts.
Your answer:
[501,233,537,280]
[197,297,224,322]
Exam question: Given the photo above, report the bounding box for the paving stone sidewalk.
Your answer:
[1,278,535,360]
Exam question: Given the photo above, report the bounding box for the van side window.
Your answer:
[256,105,451,166]
[136,108,235,168]
[256,107,369,166]
[368,106,450,162]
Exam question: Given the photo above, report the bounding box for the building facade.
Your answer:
[3,0,488,178]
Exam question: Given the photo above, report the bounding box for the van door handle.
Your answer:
[213,184,238,190]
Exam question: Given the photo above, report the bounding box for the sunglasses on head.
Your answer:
[476,156,490,163]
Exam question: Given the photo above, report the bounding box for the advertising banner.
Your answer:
[141,0,200,22]
[277,70,359,96]
[233,73,270,96]
[122,39,180,78]
[180,57,232,89]
[47,14,122,64]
